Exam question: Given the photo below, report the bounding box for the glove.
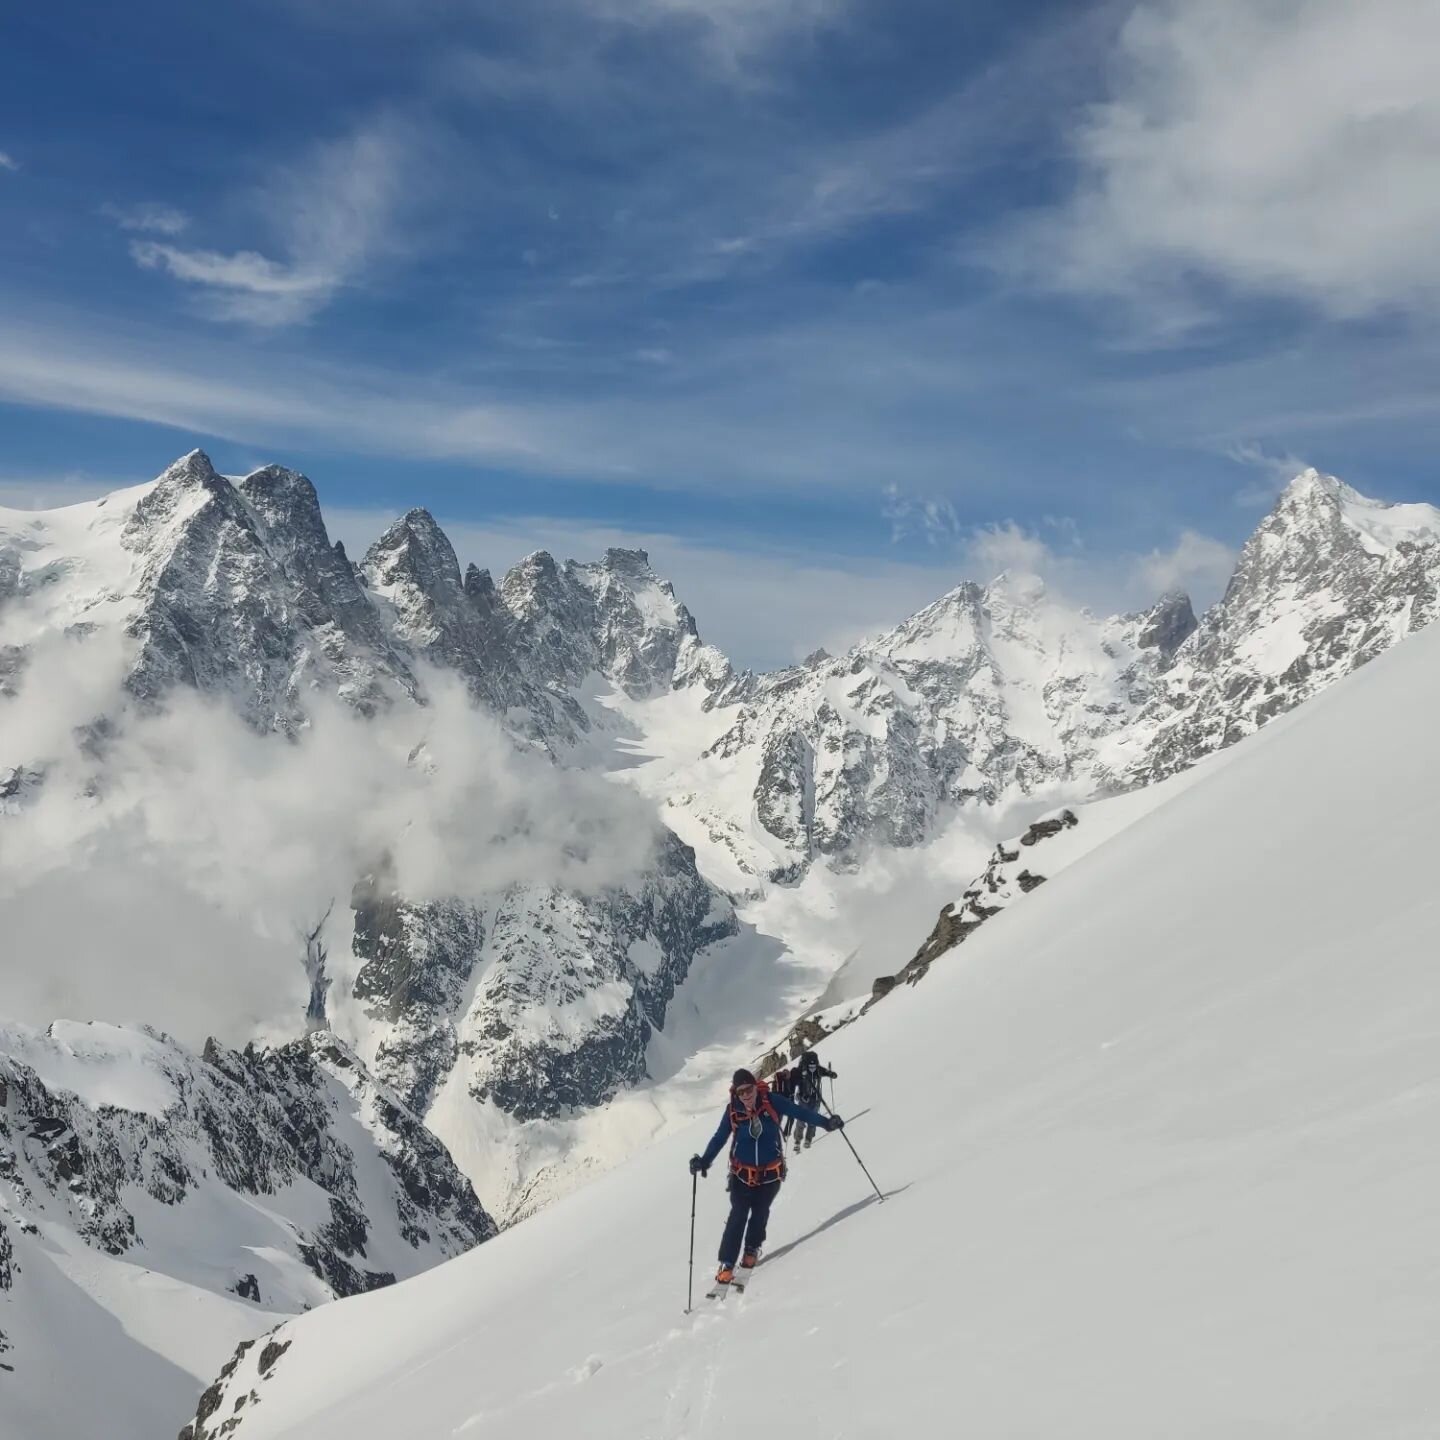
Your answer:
[689,1155,708,1177]
[827,1115,844,1131]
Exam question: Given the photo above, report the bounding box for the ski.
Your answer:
[731,1258,760,1294]
[704,1279,732,1301]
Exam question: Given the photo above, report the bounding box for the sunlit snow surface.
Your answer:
[184,609,1440,1439]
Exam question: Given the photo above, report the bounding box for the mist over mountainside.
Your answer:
[4,452,1440,1439]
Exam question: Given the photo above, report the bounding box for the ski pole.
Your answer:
[819,1096,884,1203]
[686,1171,698,1313]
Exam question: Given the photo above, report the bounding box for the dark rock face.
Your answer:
[362,509,517,716]
[1020,812,1080,847]
[114,452,417,732]
[350,870,484,1115]
[178,1336,256,1440]
[0,1216,14,1363]
[757,807,1085,1069]
[348,831,738,1126]
[1138,592,1199,659]
[868,808,1078,993]
[469,833,734,1122]
[238,465,417,714]
[0,1024,497,1325]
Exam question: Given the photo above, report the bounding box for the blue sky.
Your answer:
[3,0,1439,666]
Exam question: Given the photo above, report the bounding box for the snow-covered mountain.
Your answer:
[0,1021,495,1440]
[178,572,1440,1440]
[664,576,1195,882]
[7,451,1440,1439]
[1104,468,1440,786]
[0,452,743,1228]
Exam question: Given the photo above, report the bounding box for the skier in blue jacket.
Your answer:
[689,1068,842,1286]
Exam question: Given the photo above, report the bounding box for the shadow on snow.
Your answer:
[765,1182,912,1269]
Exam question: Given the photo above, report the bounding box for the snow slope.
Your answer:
[181,589,1440,1439]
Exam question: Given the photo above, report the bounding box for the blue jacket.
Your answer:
[699,1089,829,1182]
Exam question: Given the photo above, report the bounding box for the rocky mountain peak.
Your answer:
[599,546,653,574]
[159,447,224,492]
[236,464,326,542]
[463,563,497,606]
[500,549,565,618]
[1109,473,1440,788]
[1137,591,1197,658]
[1276,465,1347,509]
[363,509,465,602]
[123,448,248,550]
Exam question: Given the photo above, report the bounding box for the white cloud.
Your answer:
[0,150,17,172]
[130,121,414,325]
[1135,529,1238,599]
[960,519,1069,580]
[0,304,1024,494]
[882,506,1236,620]
[100,201,190,235]
[131,242,332,313]
[1224,441,1312,507]
[882,483,960,546]
[0,663,662,1045]
[1005,0,1440,321]
[0,322,553,469]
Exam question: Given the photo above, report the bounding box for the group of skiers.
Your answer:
[689,1049,841,1289]
[770,1050,837,1150]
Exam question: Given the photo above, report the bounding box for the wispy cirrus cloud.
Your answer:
[127,121,416,325]
[100,201,190,235]
[882,483,960,546]
[570,0,849,71]
[1224,440,1312,507]
[997,0,1440,327]
[0,149,18,172]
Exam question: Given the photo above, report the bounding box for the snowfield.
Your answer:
[180,572,1440,1437]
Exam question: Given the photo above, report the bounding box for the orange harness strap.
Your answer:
[730,1157,784,1186]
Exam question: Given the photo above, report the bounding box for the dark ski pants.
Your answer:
[719,1175,779,1267]
[795,1119,816,1145]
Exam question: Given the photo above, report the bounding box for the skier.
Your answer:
[790,1050,837,1150]
[772,1064,797,1138]
[689,1068,841,1288]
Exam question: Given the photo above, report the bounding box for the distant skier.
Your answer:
[772,1065,797,1137]
[791,1050,837,1149]
[689,1068,841,1287]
